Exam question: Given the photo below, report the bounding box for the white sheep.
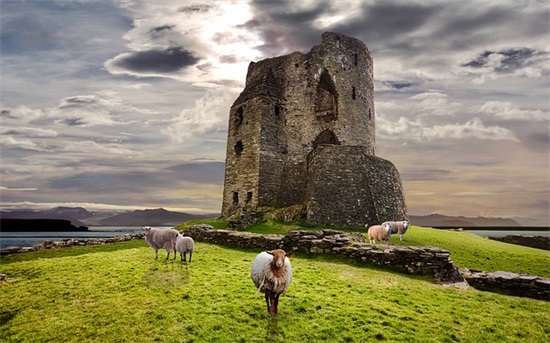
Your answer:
[250,249,293,316]
[142,226,179,259]
[367,224,392,244]
[382,220,411,241]
[175,234,194,262]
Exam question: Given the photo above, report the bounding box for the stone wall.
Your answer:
[183,224,463,283]
[462,269,550,301]
[306,146,407,227]
[489,235,549,251]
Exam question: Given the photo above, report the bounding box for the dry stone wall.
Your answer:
[462,270,550,301]
[183,224,463,283]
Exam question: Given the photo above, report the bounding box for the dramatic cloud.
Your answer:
[107,47,199,74]
[1,0,548,221]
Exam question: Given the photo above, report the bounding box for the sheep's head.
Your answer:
[142,226,152,235]
[403,221,410,229]
[267,249,293,269]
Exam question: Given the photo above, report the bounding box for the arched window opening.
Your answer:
[352,86,356,100]
[314,70,338,122]
[232,192,239,205]
[234,141,243,154]
[246,192,253,202]
[312,129,340,148]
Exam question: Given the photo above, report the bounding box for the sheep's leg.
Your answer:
[173,249,177,260]
[180,253,184,262]
[189,252,192,263]
[155,249,159,259]
[273,293,281,316]
[269,293,277,316]
[165,249,170,260]
[264,292,271,314]
[183,253,187,262]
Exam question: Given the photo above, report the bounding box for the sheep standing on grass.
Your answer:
[175,234,194,262]
[250,249,293,316]
[367,224,392,244]
[382,220,411,241]
[142,226,179,259]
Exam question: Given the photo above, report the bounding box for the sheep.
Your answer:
[250,249,293,316]
[367,224,392,244]
[381,220,411,241]
[175,234,194,262]
[142,226,179,259]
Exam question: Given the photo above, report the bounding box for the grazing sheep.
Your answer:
[142,226,179,259]
[250,249,293,316]
[175,234,194,262]
[367,224,392,244]
[382,220,411,241]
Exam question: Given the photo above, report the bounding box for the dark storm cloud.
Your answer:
[244,1,442,56]
[111,47,198,73]
[244,0,333,54]
[463,48,542,73]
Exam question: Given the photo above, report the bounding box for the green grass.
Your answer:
[180,219,550,277]
[388,226,550,277]
[1,239,549,343]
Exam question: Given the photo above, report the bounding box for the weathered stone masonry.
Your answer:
[221,32,407,228]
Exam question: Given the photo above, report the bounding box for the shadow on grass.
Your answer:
[141,259,191,290]
[0,240,147,264]
[265,317,286,343]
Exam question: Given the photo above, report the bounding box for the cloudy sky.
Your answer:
[1,0,548,224]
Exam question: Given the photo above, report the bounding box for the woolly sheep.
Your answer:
[142,226,179,259]
[175,234,194,262]
[250,249,293,316]
[367,224,392,244]
[382,220,411,241]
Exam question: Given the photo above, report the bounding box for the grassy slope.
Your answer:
[1,238,549,343]
[179,220,550,277]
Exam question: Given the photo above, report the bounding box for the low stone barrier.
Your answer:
[462,269,550,301]
[488,235,549,251]
[0,233,144,255]
[184,225,465,284]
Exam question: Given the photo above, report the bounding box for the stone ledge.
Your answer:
[462,269,550,301]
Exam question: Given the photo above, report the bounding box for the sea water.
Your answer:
[0,226,172,249]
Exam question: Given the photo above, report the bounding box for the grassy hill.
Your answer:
[1,222,549,342]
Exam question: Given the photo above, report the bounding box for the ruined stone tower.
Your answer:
[221,32,407,228]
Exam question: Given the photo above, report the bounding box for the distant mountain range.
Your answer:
[409,213,522,227]
[0,207,218,227]
[0,207,544,227]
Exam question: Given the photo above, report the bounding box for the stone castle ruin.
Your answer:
[221,32,407,228]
